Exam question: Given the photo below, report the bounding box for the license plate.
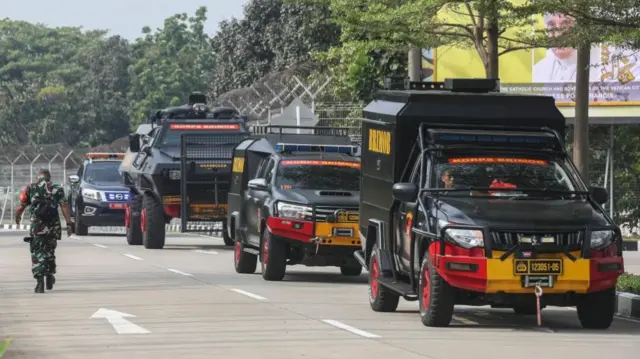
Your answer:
[109,203,126,210]
[514,259,562,275]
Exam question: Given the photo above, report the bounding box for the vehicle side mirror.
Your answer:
[68,175,80,184]
[248,178,269,191]
[392,182,419,202]
[129,133,140,152]
[590,186,608,205]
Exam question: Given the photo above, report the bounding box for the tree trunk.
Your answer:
[408,46,422,81]
[485,2,499,79]
[573,43,591,185]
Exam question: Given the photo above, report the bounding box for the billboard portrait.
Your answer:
[433,12,640,106]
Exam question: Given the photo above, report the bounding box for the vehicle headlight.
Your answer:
[276,202,310,220]
[169,170,180,180]
[590,230,614,248]
[82,188,101,201]
[438,219,484,249]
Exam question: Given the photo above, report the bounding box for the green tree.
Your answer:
[210,0,340,98]
[127,6,216,126]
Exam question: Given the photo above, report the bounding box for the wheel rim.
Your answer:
[234,241,241,264]
[262,237,269,271]
[124,206,130,229]
[140,208,147,233]
[421,262,431,311]
[369,255,379,300]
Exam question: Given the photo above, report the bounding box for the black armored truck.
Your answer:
[119,93,250,249]
[354,78,624,329]
[228,126,363,281]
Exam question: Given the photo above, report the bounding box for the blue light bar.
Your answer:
[275,143,357,154]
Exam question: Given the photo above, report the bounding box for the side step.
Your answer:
[354,250,368,270]
[378,276,418,301]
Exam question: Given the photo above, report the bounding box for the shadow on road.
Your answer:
[282,271,368,285]
[163,244,233,251]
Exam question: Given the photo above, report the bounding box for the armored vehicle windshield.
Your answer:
[275,160,360,191]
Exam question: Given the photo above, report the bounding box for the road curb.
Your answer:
[1,224,222,236]
[0,224,29,230]
[616,292,640,319]
[622,240,638,251]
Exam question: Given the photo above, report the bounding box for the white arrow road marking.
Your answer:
[123,254,143,260]
[93,244,107,248]
[90,308,150,334]
[192,249,219,255]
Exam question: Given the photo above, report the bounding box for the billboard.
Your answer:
[431,12,640,106]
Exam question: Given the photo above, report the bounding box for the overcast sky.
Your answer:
[2,0,249,40]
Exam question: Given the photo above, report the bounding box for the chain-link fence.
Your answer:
[0,149,85,224]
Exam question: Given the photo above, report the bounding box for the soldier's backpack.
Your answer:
[26,184,59,223]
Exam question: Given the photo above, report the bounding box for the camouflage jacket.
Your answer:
[19,179,66,238]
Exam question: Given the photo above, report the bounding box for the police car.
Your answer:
[68,153,130,235]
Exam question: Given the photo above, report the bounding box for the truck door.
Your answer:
[245,158,274,245]
[396,155,422,270]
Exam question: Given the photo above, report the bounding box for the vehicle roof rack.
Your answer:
[149,92,243,124]
[383,77,500,93]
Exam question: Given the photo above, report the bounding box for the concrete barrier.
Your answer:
[616,292,640,320]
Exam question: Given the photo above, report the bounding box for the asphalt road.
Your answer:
[1,230,639,359]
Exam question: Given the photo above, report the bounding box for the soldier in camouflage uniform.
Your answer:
[15,169,74,293]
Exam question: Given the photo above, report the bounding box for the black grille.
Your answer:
[182,134,246,160]
[303,205,359,222]
[490,231,583,251]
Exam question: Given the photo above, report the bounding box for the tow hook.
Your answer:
[310,237,322,255]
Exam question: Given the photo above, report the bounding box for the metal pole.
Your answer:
[30,154,42,183]
[603,149,610,190]
[48,152,62,182]
[63,151,72,186]
[609,124,614,218]
[10,154,26,217]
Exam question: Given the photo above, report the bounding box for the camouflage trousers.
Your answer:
[30,234,57,278]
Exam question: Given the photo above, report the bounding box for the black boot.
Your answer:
[34,277,45,293]
[45,274,55,290]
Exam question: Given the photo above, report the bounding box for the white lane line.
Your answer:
[452,315,479,325]
[230,288,268,301]
[93,244,108,248]
[321,319,381,338]
[123,254,143,261]
[192,249,219,255]
[616,315,640,324]
[167,268,193,276]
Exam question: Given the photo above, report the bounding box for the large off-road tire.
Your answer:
[340,264,363,276]
[418,255,455,327]
[222,221,233,246]
[368,248,400,312]
[74,206,89,236]
[576,288,616,329]
[260,230,287,281]
[125,195,142,245]
[234,240,257,274]
[141,193,166,249]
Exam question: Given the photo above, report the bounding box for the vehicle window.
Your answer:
[83,162,122,186]
[77,165,84,178]
[254,158,270,179]
[432,156,578,197]
[264,159,276,183]
[156,128,246,148]
[409,154,423,184]
[275,160,360,191]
